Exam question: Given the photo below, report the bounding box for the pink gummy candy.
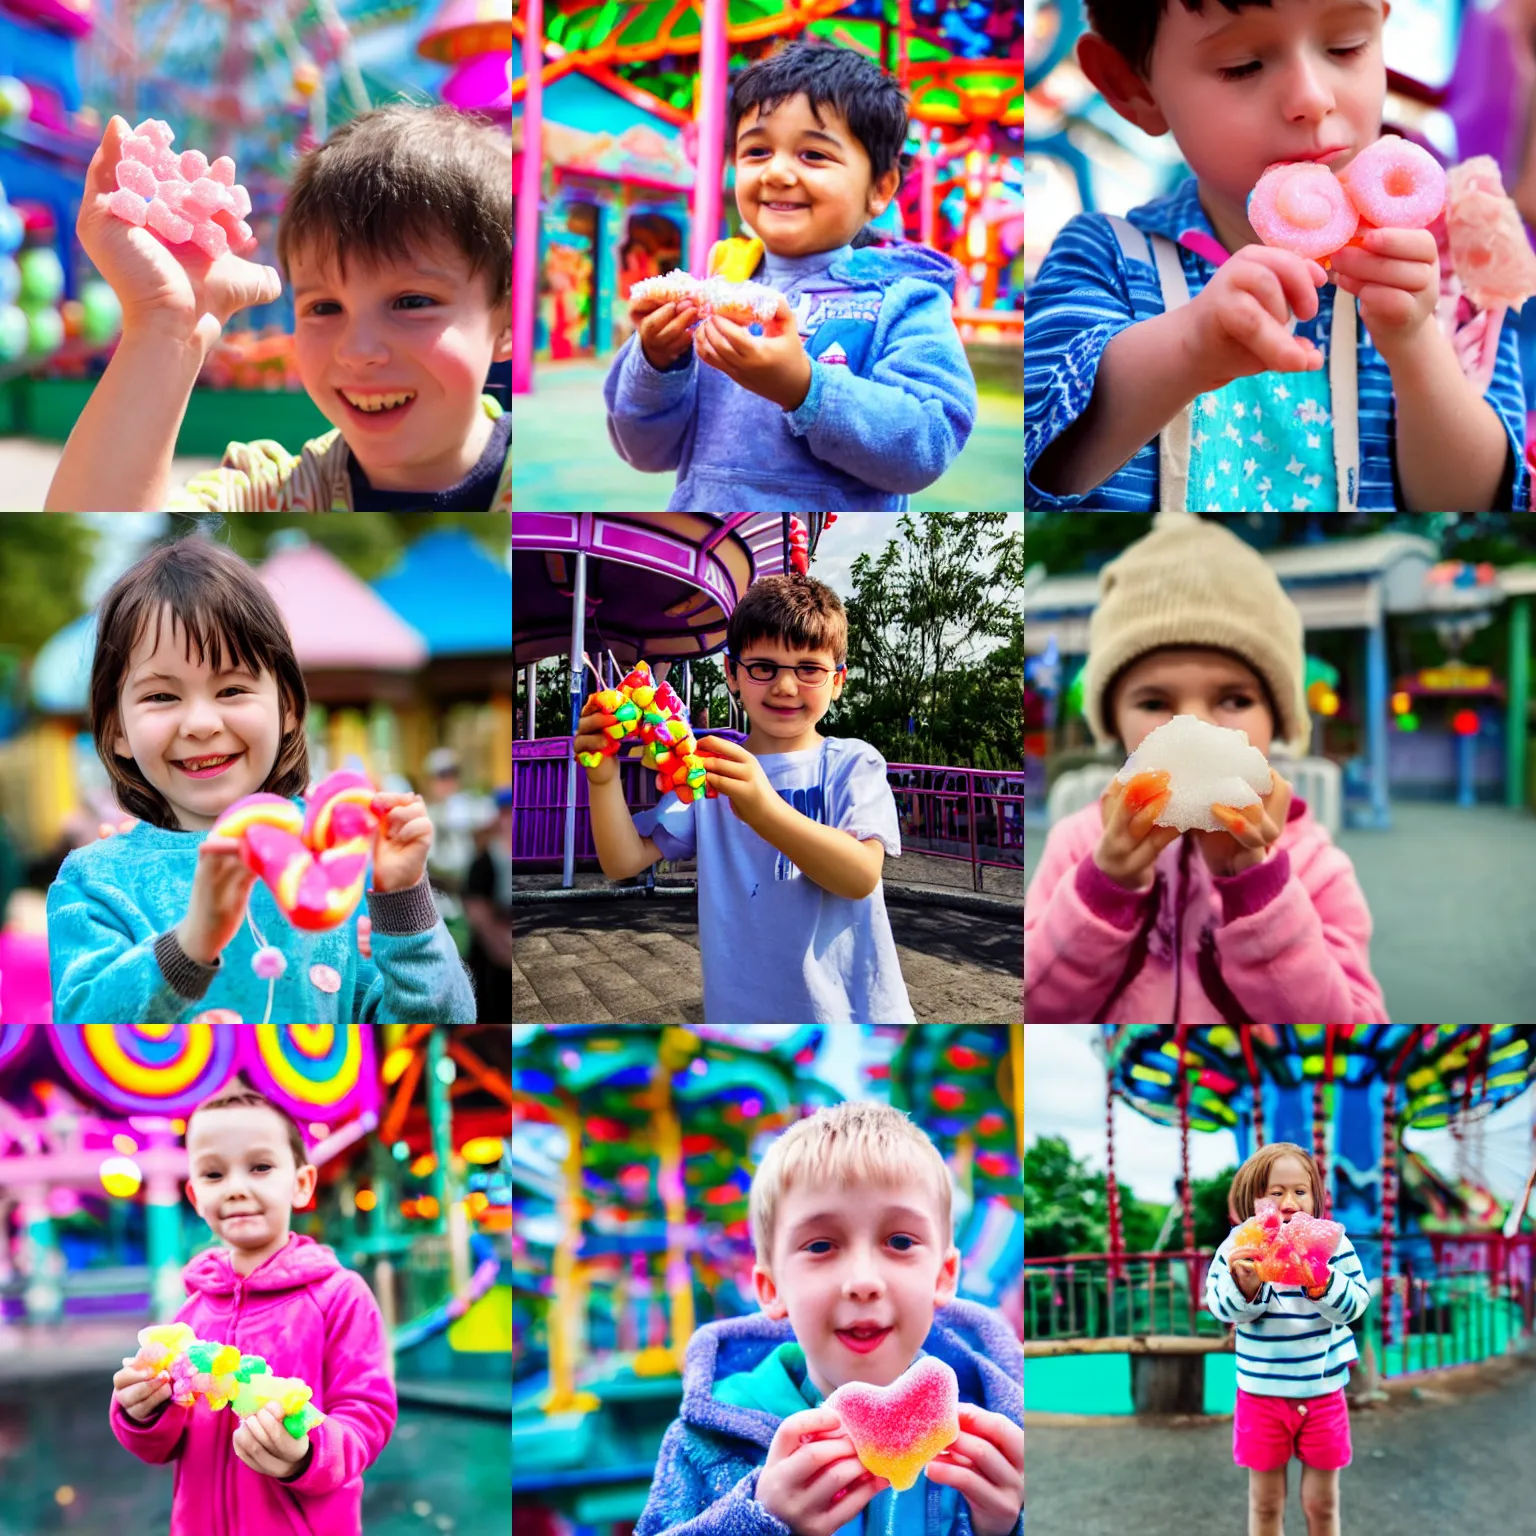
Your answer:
[1249,161,1360,262]
[824,1356,961,1492]
[1230,1199,1344,1289]
[109,118,253,257]
[1337,134,1446,231]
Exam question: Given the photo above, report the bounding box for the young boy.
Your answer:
[636,1101,1024,1536]
[604,40,977,511]
[47,105,510,512]
[573,573,916,1023]
[1025,0,1530,511]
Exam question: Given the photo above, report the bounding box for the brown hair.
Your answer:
[90,536,310,829]
[725,574,849,681]
[185,1076,309,1169]
[276,104,512,310]
[1227,1141,1326,1223]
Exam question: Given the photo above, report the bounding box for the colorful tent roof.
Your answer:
[371,529,512,657]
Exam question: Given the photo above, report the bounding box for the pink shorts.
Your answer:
[1233,1387,1352,1471]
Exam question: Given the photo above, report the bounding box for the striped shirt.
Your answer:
[1025,175,1531,510]
[1205,1228,1371,1400]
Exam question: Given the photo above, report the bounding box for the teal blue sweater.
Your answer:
[47,819,475,1023]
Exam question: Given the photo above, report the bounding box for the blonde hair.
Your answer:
[1227,1141,1326,1222]
[749,1101,954,1270]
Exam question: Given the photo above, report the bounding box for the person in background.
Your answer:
[463,786,511,1023]
[422,747,492,924]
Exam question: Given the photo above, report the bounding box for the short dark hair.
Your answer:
[1085,0,1274,78]
[186,1076,310,1170]
[727,40,910,193]
[276,104,511,309]
[90,536,310,829]
[726,573,849,670]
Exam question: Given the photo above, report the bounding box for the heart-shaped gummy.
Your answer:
[824,1355,960,1492]
[213,769,379,931]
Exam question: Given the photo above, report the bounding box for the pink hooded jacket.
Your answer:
[110,1233,397,1536]
[1025,793,1387,1023]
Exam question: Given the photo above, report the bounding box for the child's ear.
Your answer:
[492,304,512,362]
[1075,32,1172,138]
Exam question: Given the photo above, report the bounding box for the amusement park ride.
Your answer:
[512,0,1022,392]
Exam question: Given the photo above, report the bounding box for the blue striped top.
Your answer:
[1025,175,1531,510]
[1205,1228,1372,1400]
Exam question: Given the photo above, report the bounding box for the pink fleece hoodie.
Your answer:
[1025,793,1387,1023]
[109,1233,397,1536]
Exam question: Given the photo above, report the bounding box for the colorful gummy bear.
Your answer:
[577,660,719,804]
[106,117,254,260]
[824,1356,961,1493]
[1229,1198,1344,1289]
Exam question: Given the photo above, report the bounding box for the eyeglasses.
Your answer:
[729,655,845,685]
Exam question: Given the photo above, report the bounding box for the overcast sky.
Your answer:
[1026,1025,1536,1205]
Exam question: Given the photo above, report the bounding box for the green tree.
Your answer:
[1024,1134,1166,1258]
[0,516,99,653]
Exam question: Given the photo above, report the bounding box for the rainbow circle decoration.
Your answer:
[50,1025,241,1114]
[0,1023,34,1071]
[240,1025,375,1120]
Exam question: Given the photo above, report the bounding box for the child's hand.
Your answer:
[1328,228,1441,361]
[112,1360,173,1422]
[573,696,621,787]
[177,835,258,965]
[693,296,812,411]
[632,294,698,372]
[697,735,776,828]
[77,116,281,350]
[231,1402,310,1480]
[1183,244,1330,390]
[926,1404,1024,1536]
[1095,772,1181,892]
[1230,1249,1264,1299]
[757,1407,888,1536]
[1191,770,1292,878]
[369,792,432,893]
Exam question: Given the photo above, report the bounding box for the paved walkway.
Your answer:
[513,885,1021,1023]
[0,437,220,510]
[1025,801,1536,1021]
[1027,1351,1536,1534]
[511,360,1024,511]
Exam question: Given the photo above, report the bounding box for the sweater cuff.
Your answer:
[1214,846,1291,921]
[366,874,439,935]
[1074,854,1152,932]
[783,359,826,435]
[155,928,220,1000]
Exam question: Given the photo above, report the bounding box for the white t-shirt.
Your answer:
[634,737,916,1024]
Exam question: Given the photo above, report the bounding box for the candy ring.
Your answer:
[213,769,379,931]
[1337,134,1446,231]
[1248,161,1359,262]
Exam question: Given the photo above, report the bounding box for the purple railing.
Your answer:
[513,739,1023,890]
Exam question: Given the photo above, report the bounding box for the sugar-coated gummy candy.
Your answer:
[631,271,781,336]
[109,118,253,257]
[825,1356,961,1493]
[1114,714,1273,834]
[1229,1199,1344,1289]
[1337,134,1446,232]
[1249,161,1360,262]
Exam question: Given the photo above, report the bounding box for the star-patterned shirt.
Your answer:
[1187,369,1339,511]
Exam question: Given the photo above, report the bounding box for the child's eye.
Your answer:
[1224,694,1254,709]
[803,1235,918,1254]
[1219,43,1366,81]
[397,294,436,309]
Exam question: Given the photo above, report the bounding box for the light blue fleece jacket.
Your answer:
[47,817,476,1023]
[604,240,978,510]
[635,1299,1023,1536]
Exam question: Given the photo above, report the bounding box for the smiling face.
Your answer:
[184,1105,317,1277]
[753,1181,960,1399]
[733,95,900,258]
[728,639,846,756]
[289,239,512,493]
[112,606,296,831]
[1078,0,1391,256]
[1110,647,1276,757]
[1264,1152,1318,1219]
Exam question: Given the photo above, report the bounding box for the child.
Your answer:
[573,573,915,1024]
[1025,0,1530,511]
[46,534,476,1023]
[604,40,977,511]
[1024,511,1386,1023]
[637,1101,1024,1536]
[110,1077,397,1534]
[1205,1142,1370,1536]
[47,104,510,511]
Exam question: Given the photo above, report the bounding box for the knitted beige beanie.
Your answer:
[1082,512,1310,756]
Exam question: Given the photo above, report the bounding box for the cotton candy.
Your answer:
[1114,714,1273,834]
[1445,156,1536,314]
[825,1356,960,1492]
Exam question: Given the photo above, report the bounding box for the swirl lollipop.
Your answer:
[1249,161,1360,264]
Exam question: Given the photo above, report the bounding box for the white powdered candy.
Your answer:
[1114,714,1273,833]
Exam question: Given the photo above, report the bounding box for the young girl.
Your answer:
[1205,1142,1370,1536]
[1024,511,1386,1023]
[46,533,476,1023]
[111,1077,397,1533]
